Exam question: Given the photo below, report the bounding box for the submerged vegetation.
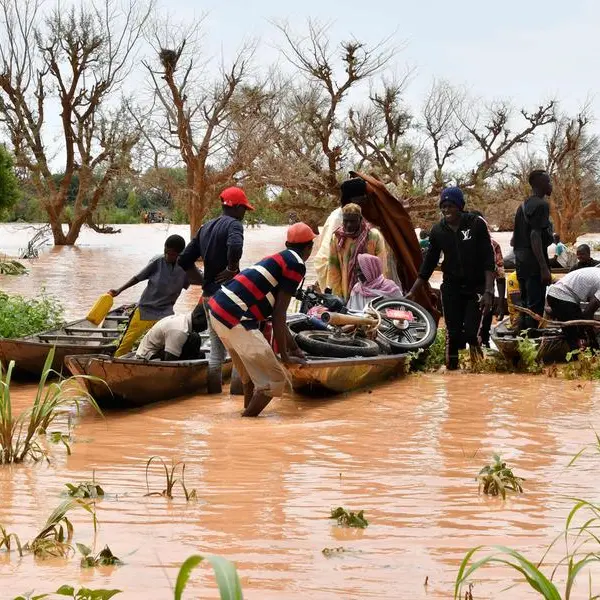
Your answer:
[13,587,122,600]
[0,291,63,339]
[0,349,102,464]
[78,544,123,568]
[65,479,105,499]
[329,507,369,528]
[477,454,525,499]
[0,259,27,275]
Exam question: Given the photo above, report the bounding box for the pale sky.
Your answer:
[158,0,598,122]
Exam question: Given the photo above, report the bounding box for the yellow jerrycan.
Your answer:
[86,293,114,325]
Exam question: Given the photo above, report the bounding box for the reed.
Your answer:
[144,456,197,500]
[0,348,103,464]
[174,554,243,600]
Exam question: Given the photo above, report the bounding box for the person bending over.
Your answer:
[136,303,207,361]
[208,223,315,417]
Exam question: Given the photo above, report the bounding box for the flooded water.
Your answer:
[1,223,600,599]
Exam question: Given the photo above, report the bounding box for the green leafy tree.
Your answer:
[0,145,20,218]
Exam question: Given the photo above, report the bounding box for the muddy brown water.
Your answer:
[1,224,600,598]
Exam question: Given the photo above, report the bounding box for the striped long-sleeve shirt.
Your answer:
[208,249,306,330]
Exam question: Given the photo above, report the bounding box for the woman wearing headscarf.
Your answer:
[326,203,386,299]
[347,254,403,311]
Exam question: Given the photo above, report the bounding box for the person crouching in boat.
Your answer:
[208,223,316,417]
[135,302,208,361]
[347,254,402,311]
[406,187,495,370]
[326,203,386,301]
[109,235,202,357]
[546,267,600,350]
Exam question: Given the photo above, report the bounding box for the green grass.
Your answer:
[0,291,63,338]
[0,348,103,464]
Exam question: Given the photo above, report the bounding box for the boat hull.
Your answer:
[0,305,133,379]
[492,321,570,364]
[285,354,408,394]
[65,354,232,407]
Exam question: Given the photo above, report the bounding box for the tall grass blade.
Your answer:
[174,554,243,600]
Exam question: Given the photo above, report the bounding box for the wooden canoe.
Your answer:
[64,353,232,408]
[284,353,408,395]
[491,319,570,364]
[0,305,135,379]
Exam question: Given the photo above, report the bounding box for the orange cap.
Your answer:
[220,186,255,211]
[286,222,317,244]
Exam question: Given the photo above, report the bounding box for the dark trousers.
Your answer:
[441,284,484,369]
[516,275,547,330]
[546,295,583,350]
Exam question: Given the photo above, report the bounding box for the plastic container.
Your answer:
[86,293,114,325]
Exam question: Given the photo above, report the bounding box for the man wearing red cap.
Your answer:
[179,186,254,393]
[208,223,316,417]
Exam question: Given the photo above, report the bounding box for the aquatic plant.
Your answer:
[175,553,243,600]
[0,348,103,464]
[0,524,23,555]
[561,347,600,380]
[27,499,96,559]
[329,507,369,528]
[0,291,63,339]
[477,454,524,499]
[454,496,600,600]
[516,335,544,374]
[322,546,349,557]
[408,329,445,372]
[65,472,105,499]
[13,586,122,599]
[144,456,197,500]
[0,259,27,275]
[78,544,123,568]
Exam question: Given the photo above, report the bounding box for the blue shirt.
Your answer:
[178,216,244,296]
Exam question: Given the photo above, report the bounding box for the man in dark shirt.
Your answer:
[178,186,254,393]
[512,170,553,330]
[569,244,599,272]
[407,187,495,370]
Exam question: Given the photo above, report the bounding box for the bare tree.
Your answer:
[459,99,556,187]
[347,77,429,193]
[546,109,600,242]
[0,0,152,245]
[270,20,396,221]
[142,15,273,234]
[421,80,465,193]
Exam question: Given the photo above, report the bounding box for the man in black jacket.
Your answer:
[512,170,553,330]
[407,187,495,370]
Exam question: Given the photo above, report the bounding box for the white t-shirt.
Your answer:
[547,267,600,305]
[135,313,192,360]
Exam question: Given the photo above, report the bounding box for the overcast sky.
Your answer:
[159,0,597,121]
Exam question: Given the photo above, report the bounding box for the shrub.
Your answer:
[0,292,63,339]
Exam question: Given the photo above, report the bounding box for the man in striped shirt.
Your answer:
[208,223,316,417]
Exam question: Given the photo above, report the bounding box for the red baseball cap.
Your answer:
[220,187,255,211]
[287,222,317,244]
